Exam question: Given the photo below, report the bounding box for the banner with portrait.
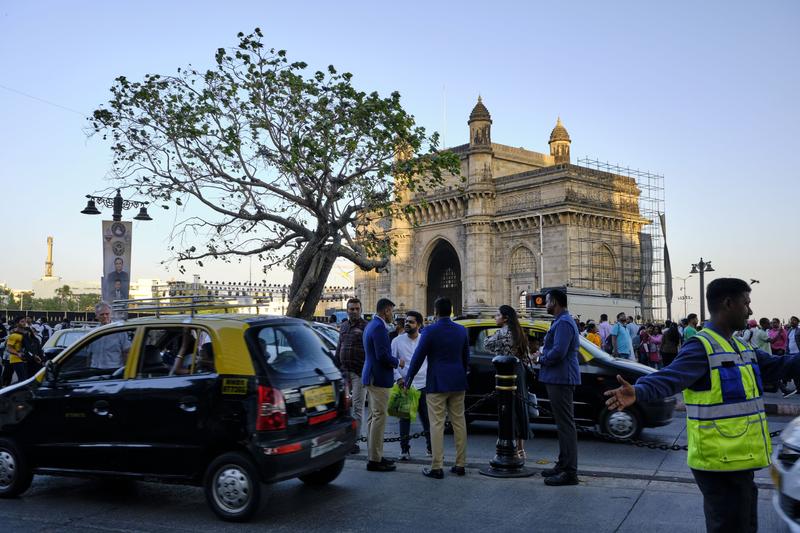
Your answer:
[102,220,132,306]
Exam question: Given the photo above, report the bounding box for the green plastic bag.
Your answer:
[387,383,421,422]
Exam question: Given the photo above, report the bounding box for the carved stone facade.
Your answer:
[355,99,650,316]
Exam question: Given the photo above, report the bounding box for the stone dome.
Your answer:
[469,96,492,123]
[549,116,571,143]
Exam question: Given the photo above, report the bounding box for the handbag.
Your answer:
[527,392,539,418]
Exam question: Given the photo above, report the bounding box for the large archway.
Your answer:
[426,240,462,316]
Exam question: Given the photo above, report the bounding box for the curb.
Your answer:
[346,454,776,490]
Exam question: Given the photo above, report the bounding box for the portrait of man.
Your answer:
[105,257,130,301]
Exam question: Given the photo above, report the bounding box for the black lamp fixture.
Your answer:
[80,198,101,215]
[80,189,151,222]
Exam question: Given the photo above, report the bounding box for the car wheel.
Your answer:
[204,452,264,522]
[0,438,33,498]
[600,407,642,440]
[298,458,345,486]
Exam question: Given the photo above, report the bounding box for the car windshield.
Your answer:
[57,330,88,347]
[253,323,338,375]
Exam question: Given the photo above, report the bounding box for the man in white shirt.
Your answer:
[598,314,612,346]
[392,310,431,460]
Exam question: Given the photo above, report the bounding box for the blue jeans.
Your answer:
[399,389,431,453]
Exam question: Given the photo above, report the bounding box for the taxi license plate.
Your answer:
[304,385,335,408]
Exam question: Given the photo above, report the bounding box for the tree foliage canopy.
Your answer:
[91,29,460,317]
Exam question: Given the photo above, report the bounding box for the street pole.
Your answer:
[690,258,715,323]
[534,212,544,290]
[673,275,692,319]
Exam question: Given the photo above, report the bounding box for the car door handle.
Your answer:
[93,400,113,418]
[178,396,198,413]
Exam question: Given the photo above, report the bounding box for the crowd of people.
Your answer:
[332,290,582,486]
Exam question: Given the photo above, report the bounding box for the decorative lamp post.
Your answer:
[689,259,715,323]
[80,189,151,313]
[81,189,151,221]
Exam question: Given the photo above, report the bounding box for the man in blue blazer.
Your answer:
[362,298,400,472]
[404,297,469,479]
[535,288,581,486]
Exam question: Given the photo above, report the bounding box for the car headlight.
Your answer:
[783,418,800,451]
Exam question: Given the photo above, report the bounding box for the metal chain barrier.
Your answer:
[357,390,784,447]
[515,392,784,452]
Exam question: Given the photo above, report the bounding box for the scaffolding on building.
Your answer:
[573,157,666,321]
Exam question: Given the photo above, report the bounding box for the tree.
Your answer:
[91,29,460,318]
[55,285,74,310]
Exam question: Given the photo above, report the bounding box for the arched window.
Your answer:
[511,246,536,276]
[593,244,618,295]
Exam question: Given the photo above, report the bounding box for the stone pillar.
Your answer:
[463,218,494,312]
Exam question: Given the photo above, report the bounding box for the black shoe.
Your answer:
[541,467,562,478]
[544,472,579,486]
[380,457,395,466]
[423,467,444,479]
[350,444,361,455]
[367,460,396,472]
[450,466,466,476]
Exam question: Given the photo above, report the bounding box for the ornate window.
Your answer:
[440,267,458,289]
[511,246,536,275]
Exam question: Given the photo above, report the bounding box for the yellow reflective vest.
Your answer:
[683,329,771,471]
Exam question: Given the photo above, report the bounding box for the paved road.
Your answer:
[0,412,791,532]
[0,461,785,532]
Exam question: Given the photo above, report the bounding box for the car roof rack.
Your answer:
[111,295,275,317]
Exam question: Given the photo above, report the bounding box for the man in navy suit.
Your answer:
[405,297,470,479]
[362,298,400,472]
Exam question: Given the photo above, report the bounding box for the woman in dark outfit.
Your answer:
[485,305,532,457]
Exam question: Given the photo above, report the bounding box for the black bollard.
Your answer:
[479,354,533,478]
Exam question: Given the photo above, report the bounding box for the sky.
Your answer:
[0,0,798,319]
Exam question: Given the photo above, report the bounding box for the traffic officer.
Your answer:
[605,278,800,532]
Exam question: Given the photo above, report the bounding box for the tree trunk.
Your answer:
[298,248,338,319]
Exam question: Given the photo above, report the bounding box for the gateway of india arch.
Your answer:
[355,98,665,320]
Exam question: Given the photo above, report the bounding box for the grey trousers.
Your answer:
[344,371,366,438]
[545,384,578,475]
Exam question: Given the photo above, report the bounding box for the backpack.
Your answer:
[602,333,614,354]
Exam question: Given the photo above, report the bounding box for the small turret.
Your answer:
[468,96,492,149]
[549,116,571,164]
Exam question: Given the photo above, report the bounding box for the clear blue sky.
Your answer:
[1,0,798,319]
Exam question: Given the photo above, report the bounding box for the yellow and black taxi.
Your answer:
[456,318,676,439]
[0,314,356,522]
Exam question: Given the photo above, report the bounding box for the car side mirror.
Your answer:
[45,360,59,384]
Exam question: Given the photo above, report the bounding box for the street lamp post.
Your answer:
[81,189,152,313]
[81,189,152,222]
[673,275,693,318]
[690,258,715,323]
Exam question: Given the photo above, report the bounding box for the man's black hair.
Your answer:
[706,277,751,312]
[600,313,608,321]
[547,288,568,308]
[346,297,361,307]
[434,297,452,317]
[376,298,395,313]
[687,313,698,321]
[617,311,626,320]
[406,310,423,325]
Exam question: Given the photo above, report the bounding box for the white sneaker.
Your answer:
[399,452,411,461]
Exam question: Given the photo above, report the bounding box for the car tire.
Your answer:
[298,458,345,486]
[0,438,33,498]
[204,452,265,522]
[600,407,643,440]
